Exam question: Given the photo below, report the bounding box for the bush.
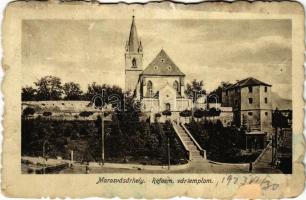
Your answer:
[79,111,93,117]
[43,111,52,116]
[22,107,35,116]
[194,109,205,119]
[155,113,161,118]
[179,109,192,118]
[162,110,171,117]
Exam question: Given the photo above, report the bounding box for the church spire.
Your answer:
[127,15,140,52]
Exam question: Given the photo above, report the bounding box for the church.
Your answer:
[124,16,192,116]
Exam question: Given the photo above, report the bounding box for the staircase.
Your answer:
[171,121,206,162]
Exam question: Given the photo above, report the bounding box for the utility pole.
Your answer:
[167,136,170,170]
[70,150,74,167]
[42,140,46,174]
[101,111,105,166]
[92,92,106,167]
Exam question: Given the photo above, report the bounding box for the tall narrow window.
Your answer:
[248,98,253,104]
[132,58,137,68]
[173,80,179,93]
[265,97,268,104]
[264,86,268,92]
[147,80,153,97]
[248,86,253,93]
[165,103,171,111]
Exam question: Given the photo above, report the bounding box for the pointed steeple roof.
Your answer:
[141,49,185,76]
[127,15,140,52]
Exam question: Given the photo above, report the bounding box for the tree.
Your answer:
[84,82,124,110]
[22,86,37,101]
[63,82,83,100]
[208,81,231,104]
[185,79,206,102]
[35,76,63,100]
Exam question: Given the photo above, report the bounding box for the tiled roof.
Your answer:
[225,77,271,90]
[141,49,185,76]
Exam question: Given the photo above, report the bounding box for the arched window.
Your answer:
[173,80,179,92]
[165,103,171,111]
[132,58,137,68]
[147,80,153,97]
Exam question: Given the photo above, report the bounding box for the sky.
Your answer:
[22,18,292,99]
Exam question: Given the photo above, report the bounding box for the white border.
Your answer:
[0,0,305,199]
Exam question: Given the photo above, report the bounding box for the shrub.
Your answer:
[79,111,93,117]
[43,111,52,116]
[155,113,161,118]
[162,110,171,117]
[194,109,205,119]
[179,109,192,118]
[22,107,35,116]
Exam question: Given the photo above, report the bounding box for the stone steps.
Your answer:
[171,121,204,162]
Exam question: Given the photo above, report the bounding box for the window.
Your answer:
[235,88,239,93]
[226,90,228,96]
[173,80,179,92]
[165,103,171,111]
[235,100,238,106]
[264,86,268,92]
[248,98,253,104]
[248,112,253,116]
[265,112,268,116]
[265,97,268,104]
[248,86,253,93]
[132,58,137,68]
[146,81,153,97]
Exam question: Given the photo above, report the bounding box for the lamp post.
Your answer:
[42,140,47,174]
[165,125,171,170]
[167,137,170,170]
[192,89,197,120]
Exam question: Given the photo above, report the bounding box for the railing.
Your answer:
[181,123,207,160]
[170,120,190,160]
[253,141,272,164]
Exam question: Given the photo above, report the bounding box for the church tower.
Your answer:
[125,15,143,92]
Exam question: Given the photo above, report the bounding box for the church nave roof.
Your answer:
[141,49,185,76]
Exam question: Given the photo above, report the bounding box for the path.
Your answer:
[253,143,282,173]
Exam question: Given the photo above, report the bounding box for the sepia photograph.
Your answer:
[21,16,292,174]
[2,1,304,198]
